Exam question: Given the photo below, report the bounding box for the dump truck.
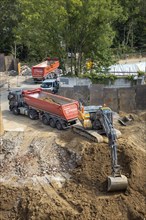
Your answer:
[8,88,78,129]
[32,58,60,82]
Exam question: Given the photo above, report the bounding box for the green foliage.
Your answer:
[80,72,117,84]
[114,0,146,50]
[137,71,145,77]
[12,0,123,66]
[126,75,135,80]
[0,0,19,54]
[0,0,145,69]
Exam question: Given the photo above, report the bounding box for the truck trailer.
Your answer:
[32,58,60,82]
[8,88,79,130]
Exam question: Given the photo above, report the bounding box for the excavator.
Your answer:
[72,104,128,192]
[7,88,128,192]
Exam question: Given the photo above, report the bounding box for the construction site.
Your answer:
[1,0,146,217]
[0,69,146,220]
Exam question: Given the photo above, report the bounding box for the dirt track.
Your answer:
[0,109,146,219]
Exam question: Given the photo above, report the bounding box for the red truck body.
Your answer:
[32,58,60,81]
[22,88,79,121]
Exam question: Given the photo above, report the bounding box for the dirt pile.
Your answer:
[0,112,146,219]
[21,65,31,76]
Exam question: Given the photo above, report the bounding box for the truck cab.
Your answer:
[40,79,59,94]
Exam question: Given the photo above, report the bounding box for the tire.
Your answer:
[12,107,20,115]
[42,116,49,125]
[28,110,38,120]
[9,105,13,111]
[49,118,55,128]
[56,120,62,130]
[34,79,38,84]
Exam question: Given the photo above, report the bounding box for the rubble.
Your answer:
[20,65,31,76]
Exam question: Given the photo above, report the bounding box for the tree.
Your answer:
[0,0,18,55]
[59,0,123,74]
[114,0,146,53]
[14,0,123,71]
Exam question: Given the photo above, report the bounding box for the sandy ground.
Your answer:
[0,111,146,220]
[0,75,146,220]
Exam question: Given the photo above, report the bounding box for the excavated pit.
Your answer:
[0,111,146,220]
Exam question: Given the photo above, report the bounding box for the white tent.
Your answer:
[108,62,146,75]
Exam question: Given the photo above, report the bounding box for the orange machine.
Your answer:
[32,58,60,82]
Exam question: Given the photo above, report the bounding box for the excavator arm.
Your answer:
[96,107,128,191]
[98,108,120,176]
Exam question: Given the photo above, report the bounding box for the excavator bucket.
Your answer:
[107,175,128,192]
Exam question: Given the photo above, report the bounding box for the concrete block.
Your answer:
[58,87,74,99]
[135,85,146,110]
[5,55,14,71]
[103,88,118,112]
[118,87,136,112]
[90,84,104,105]
[0,54,5,72]
[74,86,90,105]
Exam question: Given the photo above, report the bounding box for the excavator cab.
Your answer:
[78,104,103,130]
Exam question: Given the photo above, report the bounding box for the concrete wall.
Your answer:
[104,88,119,112]
[60,77,92,87]
[60,76,144,89]
[0,54,5,72]
[0,54,18,72]
[118,87,136,112]
[90,84,104,106]
[59,85,90,105]
[105,78,133,88]
[59,84,146,112]
[135,85,146,110]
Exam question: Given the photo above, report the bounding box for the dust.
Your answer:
[0,111,146,219]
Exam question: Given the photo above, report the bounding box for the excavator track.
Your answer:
[72,124,104,143]
[72,124,121,143]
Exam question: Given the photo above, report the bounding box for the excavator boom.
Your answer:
[98,108,128,191]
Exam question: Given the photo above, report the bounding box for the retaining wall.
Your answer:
[135,85,146,110]
[58,84,146,112]
[0,54,5,72]
[0,54,18,72]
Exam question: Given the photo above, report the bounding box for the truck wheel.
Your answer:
[28,110,38,120]
[34,79,38,84]
[42,116,49,125]
[56,120,62,130]
[9,105,13,111]
[12,107,20,115]
[49,118,55,128]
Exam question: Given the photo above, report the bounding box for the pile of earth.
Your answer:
[0,111,146,220]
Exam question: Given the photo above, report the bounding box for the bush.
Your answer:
[137,71,145,77]
[80,72,117,84]
[126,75,135,80]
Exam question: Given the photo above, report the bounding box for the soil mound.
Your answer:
[0,112,146,219]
